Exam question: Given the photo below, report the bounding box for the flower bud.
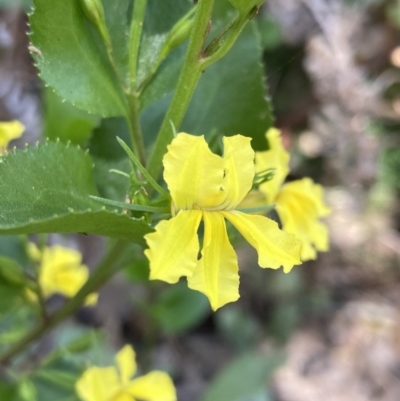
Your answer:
[80,0,106,27]
[80,0,111,47]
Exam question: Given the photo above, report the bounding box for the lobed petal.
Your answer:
[116,345,137,385]
[75,367,120,401]
[163,133,225,211]
[256,128,290,203]
[145,210,202,284]
[223,211,301,273]
[276,178,330,261]
[220,135,255,209]
[187,212,239,311]
[39,246,90,299]
[128,371,177,401]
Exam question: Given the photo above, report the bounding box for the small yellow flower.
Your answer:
[0,121,24,153]
[144,133,301,311]
[30,244,97,305]
[253,128,331,261]
[75,345,177,401]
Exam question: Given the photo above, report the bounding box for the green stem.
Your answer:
[146,0,215,180]
[129,0,148,93]
[127,95,147,166]
[0,240,128,365]
[126,0,148,165]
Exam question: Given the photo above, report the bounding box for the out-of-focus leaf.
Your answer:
[151,282,210,335]
[200,352,283,401]
[125,257,150,283]
[30,0,127,116]
[0,142,151,244]
[0,381,19,400]
[181,21,271,150]
[0,255,25,286]
[44,89,100,146]
[0,236,28,266]
[215,305,260,350]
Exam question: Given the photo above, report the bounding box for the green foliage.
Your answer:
[150,282,210,335]
[215,305,261,350]
[380,147,400,190]
[229,0,265,14]
[182,20,271,150]
[200,352,283,401]
[0,381,19,401]
[0,142,151,244]
[138,0,193,109]
[44,90,100,146]
[30,0,127,117]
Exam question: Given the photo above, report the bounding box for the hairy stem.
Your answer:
[126,0,148,165]
[146,0,215,180]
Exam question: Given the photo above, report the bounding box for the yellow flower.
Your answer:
[31,244,97,305]
[254,128,331,261]
[75,345,176,401]
[144,133,301,311]
[0,121,24,153]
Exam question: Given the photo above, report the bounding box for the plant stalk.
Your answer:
[146,0,215,180]
[0,240,128,365]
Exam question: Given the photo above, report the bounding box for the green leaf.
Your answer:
[0,142,151,244]
[0,255,25,287]
[29,0,127,116]
[0,381,19,401]
[229,0,265,14]
[89,117,132,161]
[44,89,100,146]
[151,282,210,335]
[139,1,193,110]
[200,352,283,401]
[181,20,271,150]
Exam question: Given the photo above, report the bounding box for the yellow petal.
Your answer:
[256,128,290,203]
[0,120,24,150]
[145,210,202,283]
[39,246,91,299]
[276,178,330,261]
[116,345,137,385]
[84,293,98,307]
[187,212,239,311]
[163,133,225,211]
[128,371,177,401]
[223,211,301,273]
[113,393,135,401]
[75,367,120,401]
[220,135,255,209]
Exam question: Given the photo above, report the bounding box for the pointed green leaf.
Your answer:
[0,142,151,244]
[29,0,127,116]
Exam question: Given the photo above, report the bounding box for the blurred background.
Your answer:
[2,0,400,400]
